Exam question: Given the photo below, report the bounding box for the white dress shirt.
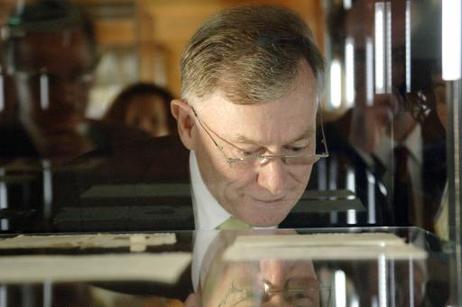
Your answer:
[190,151,231,230]
[189,151,229,291]
[189,151,276,291]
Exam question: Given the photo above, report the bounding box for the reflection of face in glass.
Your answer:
[11,28,95,159]
[13,28,94,131]
[203,259,323,307]
[125,95,170,137]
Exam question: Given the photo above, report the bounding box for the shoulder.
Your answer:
[71,122,190,182]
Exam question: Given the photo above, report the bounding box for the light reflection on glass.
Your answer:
[40,72,50,110]
[0,168,8,231]
[375,2,386,93]
[329,157,338,224]
[0,72,4,112]
[330,60,342,109]
[378,255,387,307]
[366,38,374,106]
[343,0,352,10]
[334,270,346,307]
[367,171,377,224]
[405,0,412,92]
[346,167,357,224]
[0,285,6,307]
[375,2,392,94]
[442,0,462,80]
[42,160,53,221]
[43,282,52,307]
[350,294,360,307]
[345,37,355,108]
[409,258,415,307]
[317,158,327,191]
[385,2,392,93]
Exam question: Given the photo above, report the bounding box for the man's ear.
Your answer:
[171,99,194,150]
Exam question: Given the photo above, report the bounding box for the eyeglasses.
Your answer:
[218,277,331,306]
[190,105,329,168]
[15,69,95,87]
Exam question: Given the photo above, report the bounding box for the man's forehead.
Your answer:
[197,91,318,145]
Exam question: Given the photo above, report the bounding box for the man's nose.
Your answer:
[52,82,87,109]
[257,158,287,196]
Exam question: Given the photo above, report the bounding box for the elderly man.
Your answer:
[170,5,326,229]
[1,3,326,233]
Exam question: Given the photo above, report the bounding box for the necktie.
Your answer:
[217,217,251,230]
[392,145,414,226]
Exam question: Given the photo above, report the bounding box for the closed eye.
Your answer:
[284,145,310,153]
[239,147,265,157]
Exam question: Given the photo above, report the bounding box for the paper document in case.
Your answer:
[223,232,427,261]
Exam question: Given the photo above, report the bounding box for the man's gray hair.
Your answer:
[180,5,324,104]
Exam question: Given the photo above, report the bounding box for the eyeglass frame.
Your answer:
[218,277,331,306]
[187,102,329,166]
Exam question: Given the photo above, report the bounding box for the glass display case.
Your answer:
[0,227,456,306]
[0,0,461,305]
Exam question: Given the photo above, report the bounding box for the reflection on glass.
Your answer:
[345,37,355,108]
[334,270,346,307]
[41,160,52,221]
[0,168,8,231]
[211,274,328,307]
[375,2,386,94]
[0,70,4,112]
[367,170,377,224]
[330,60,342,109]
[343,0,352,11]
[378,254,387,307]
[374,2,392,94]
[366,38,374,106]
[346,167,357,224]
[328,156,338,224]
[39,72,50,110]
[442,0,462,80]
[405,0,411,92]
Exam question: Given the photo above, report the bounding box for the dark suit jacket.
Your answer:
[0,121,193,233]
[306,110,391,226]
[309,109,446,230]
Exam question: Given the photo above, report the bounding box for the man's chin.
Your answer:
[239,210,288,228]
[224,195,295,227]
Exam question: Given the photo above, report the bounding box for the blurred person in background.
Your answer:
[104,82,176,138]
[315,0,446,231]
[0,0,150,164]
[0,0,97,162]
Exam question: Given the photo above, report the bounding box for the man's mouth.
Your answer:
[250,196,286,203]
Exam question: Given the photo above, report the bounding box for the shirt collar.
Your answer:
[374,124,423,165]
[189,151,231,230]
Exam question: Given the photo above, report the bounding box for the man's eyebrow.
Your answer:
[234,128,316,145]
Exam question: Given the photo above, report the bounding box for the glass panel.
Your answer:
[0,0,461,305]
[0,228,455,306]
[314,0,449,233]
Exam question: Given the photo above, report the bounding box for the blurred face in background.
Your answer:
[10,27,95,158]
[125,95,170,137]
